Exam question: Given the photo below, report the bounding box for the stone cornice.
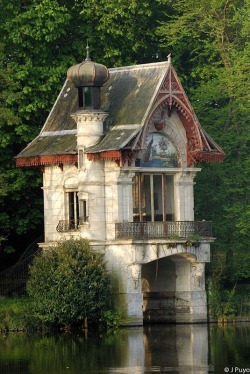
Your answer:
[71,110,108,123]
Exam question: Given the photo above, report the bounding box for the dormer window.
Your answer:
[78,87,93,108]
[78,87,100,109]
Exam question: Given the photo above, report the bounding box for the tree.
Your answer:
[27,238,112,327]
[0,0,164,256]
[157,0,250,287]
[0,0,74,254]
[79,0,166,66]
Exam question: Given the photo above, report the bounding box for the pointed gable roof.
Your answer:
[15,59,224,168]
[139,58,225,165]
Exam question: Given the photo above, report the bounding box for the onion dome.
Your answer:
[67,46,109,87]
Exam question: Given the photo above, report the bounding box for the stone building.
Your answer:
[16,52,224,325]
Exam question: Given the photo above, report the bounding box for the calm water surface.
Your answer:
[0,324,249,374]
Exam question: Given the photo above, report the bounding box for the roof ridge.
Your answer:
[109,60,170,73]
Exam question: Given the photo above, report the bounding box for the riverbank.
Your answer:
[1,297,250,332]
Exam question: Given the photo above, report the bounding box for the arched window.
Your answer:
[136,133,178,168]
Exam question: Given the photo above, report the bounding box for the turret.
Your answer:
[67,45,109,110]
[66,46,109,148]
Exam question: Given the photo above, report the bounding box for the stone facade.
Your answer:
[16,56,224,325]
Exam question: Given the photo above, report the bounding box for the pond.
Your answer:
[0,323,249,374]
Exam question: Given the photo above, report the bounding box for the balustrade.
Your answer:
[56,217,88,232]
[115,221,212,239]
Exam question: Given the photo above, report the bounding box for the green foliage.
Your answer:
[27,239,113,327]
[99,310,124,330]
[207,278,237,319]
[0,297,38,330]
[80,0,163,66]
[157,0,250,286]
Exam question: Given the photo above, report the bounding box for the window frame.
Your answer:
[132,173,175,222]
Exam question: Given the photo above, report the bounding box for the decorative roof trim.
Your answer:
[87,150,121,161]
[15,154,78,167]
[141,64,171,126]
[136,63,225,166]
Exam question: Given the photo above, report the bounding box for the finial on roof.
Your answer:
[67,43,109,88]
[85,41,91,61]
[167,53,171,63]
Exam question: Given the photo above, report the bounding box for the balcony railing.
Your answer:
[56,217,88,232]
[115,221,212,240]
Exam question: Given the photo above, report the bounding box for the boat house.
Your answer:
[16,52,224,325]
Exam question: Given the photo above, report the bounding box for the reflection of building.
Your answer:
[144,324,209,372]
[16,51,224,325]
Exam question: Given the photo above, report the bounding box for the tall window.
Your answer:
[67,191,79,223]
[80,199,88,222]
[133,174,174,222]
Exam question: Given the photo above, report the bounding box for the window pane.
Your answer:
[133,175,139,221]
[78,88,84,108]
[68,192,79,220]
[68,192,75,220]
[132,173,175,222]
[165,175,174,221]
[143,175,151,221]
[76,193,79,219]
[84,87,93,107]
[153,175,163,221]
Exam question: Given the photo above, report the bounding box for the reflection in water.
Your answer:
[0,324,249,373]
[144,324,209,372]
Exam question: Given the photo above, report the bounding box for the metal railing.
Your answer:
[56,217,89,232]
[115,221,212,240]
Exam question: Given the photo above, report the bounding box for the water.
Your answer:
[0,324,249,374]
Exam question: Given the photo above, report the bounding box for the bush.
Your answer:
[27,238,113,328]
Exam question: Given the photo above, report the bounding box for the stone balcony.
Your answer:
[56,219,212,241]
[115,221,212,240]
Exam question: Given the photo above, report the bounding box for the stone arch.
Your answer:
[141,254,196,323]
[134,242,198,264]
[63,174,79,189]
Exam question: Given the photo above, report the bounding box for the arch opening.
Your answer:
[142,255,194,323]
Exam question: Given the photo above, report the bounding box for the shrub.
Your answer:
[27,238,113,328]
